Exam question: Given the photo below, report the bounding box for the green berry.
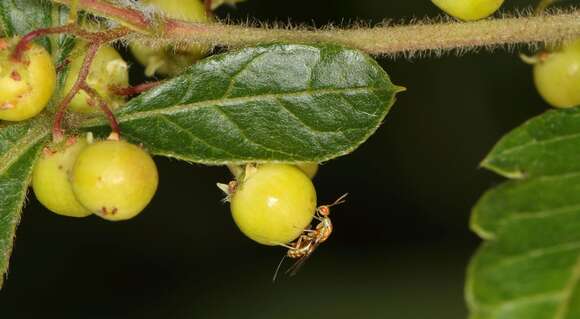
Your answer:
[533,40,580,108]
[130,0,210,77]
[0,38,56,121]
[63,43,128,113]
[296,162,319,179]
[71,139,158,221]
[32,137,92,218]
[431,0,504,21]
[230,164,317,246]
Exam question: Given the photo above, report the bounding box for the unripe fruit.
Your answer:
[64,43,128,113]
[130,0,210,77]
[296,162,319,179]
[431,0,504,21]
[32,137,92,218]
[0,38,56,121]
[230,164,317,246]
[533,40,580,108]
[71,140,158,221]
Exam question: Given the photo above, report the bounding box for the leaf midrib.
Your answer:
[81,86,388,127]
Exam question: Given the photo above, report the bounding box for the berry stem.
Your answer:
[12,24,129,63]
[11,24,74,62]
[51,0,580,57]
[113,81,163,96]
[204,0,213,18]
[80,84,121,139]
[52,42,101,141]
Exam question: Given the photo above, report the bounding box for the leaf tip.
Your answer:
[480,158,525,179]
[394,85,407,94]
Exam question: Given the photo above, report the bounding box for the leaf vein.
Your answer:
[157,115,238,157]
[212,105,301,159]
[114,87,384,123]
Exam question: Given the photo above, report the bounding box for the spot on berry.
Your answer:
[10,70,21,81]
[0,102,15,110]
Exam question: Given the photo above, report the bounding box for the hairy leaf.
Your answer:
[468,108,580,319]
[82,44,401,164]
[0,0,52,48]
[0,119,49,288]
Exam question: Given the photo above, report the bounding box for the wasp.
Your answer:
[273,194,348,281]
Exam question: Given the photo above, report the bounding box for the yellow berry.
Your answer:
[32,137,92,218]
[296,162,319,179]
[0,38,56,121]
[230,164,317,246]
[63,43,128,113]
[130,0,210,76]
[533,40,580,108]
[431,0,504,21]
[71,140,158,221]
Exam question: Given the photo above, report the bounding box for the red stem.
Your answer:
[113,81,162,96]
[79,0,149,30]
[52,42,101,140]
[11,25,74,62]
[204,0,213,18]
[80,84,121,138]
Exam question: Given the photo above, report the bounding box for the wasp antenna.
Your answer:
[329,193,349,207]
[272,255,287,283]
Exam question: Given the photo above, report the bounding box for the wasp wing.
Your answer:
[285,241,322,277]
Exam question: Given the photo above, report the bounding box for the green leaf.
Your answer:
[0,0,52,48]
[468,108,580,319]
[82,44,401,164]
[0,119,49,288]
[482,109,580,179]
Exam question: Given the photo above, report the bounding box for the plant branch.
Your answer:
[204,0,213,18]
[52,42,100,141]
[11,24,74,61]
[80,84,121,139]
[52,0,580,56]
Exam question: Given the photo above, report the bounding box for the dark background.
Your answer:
[0,0,554,318]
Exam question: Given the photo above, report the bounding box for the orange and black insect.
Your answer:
[273,194,348,281]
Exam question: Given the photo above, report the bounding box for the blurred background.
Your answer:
[0,0,555,318]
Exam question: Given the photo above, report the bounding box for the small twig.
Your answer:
[80,84,121,138]
[204,0,213,18]
[11,24,74,61]
[51,0,580,57]
[113,81,163,96]
[12,24,130,63]
[52,42,101,141]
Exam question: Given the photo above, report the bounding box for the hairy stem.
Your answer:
[11,24,74,61]
[53,42,100,141]
[113,81,162,96]
[80,84,121,139]
[52,0,580,56]
[204,0,213,18]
